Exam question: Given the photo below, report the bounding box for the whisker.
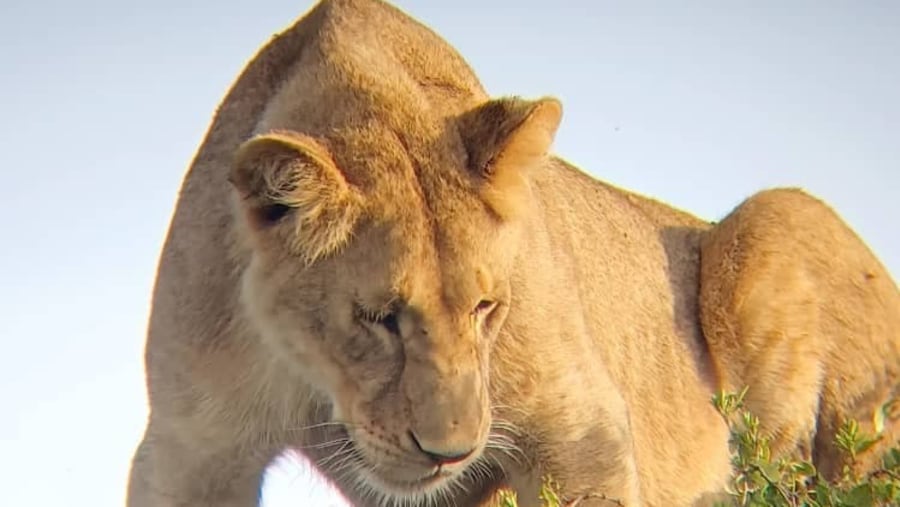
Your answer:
[485,436,527,468]
[489,417,525,435]
[316,439,355,469]
[490,403,530,419]
[293,437,351,451]
[488,445,526,466]
[285,420,355,432]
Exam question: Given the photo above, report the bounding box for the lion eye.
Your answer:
[473,299,497,315]
[258,203,292,225]
[362,310,401,336]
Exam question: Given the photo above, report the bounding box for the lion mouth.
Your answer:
[355,447,459,492]
[380,469,447,489]
[360,465,466,501]
[344,438,462,494]
[305,424,472,498]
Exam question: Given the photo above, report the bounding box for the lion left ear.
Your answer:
[458,96,563,218]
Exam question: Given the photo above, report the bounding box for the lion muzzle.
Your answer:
[402,364,488,467]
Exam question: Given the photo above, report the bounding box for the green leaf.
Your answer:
[854,435,882,455]
[497,489,518,507]
[815,481,834,505]
[884,447,900,469]
[841,484,874,506]
[791,460,817,477]
[873,401,887,435]
[875,397,899,434]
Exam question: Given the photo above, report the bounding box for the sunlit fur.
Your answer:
[127,1,899,506]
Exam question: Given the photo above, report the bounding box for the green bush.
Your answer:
[496,389,899,507]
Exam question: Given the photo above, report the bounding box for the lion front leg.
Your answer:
[127,422,273,507]
[506,376,644,507]
[540,425,643,507]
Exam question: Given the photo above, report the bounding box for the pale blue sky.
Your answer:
[1,1,897,506]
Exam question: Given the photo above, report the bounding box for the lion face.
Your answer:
[229,96,561,500]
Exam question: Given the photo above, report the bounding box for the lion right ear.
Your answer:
[458,96,563,219]
[229,132,362,263]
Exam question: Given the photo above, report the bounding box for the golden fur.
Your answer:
[127,1,900,505]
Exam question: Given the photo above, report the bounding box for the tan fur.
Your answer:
[700,188,900,479]
[127,1,900,506]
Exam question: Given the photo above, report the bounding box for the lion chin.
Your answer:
[127,0,899,506]
[360,467,462,504]
[335,432,486,502]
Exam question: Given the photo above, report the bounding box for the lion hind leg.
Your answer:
[699,189,828,459]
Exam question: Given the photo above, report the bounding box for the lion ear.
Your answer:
[459,96,563,219]
[229,132,361,263]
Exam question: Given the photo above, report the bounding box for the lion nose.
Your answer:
[409,430,475,465]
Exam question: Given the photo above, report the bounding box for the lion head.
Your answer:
[226,38,563,501]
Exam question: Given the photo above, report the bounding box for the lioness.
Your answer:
[127,0,900,506]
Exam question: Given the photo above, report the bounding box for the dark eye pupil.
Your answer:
[360,306,401,336]
[259,203,291,224]
[376,313,401,335]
